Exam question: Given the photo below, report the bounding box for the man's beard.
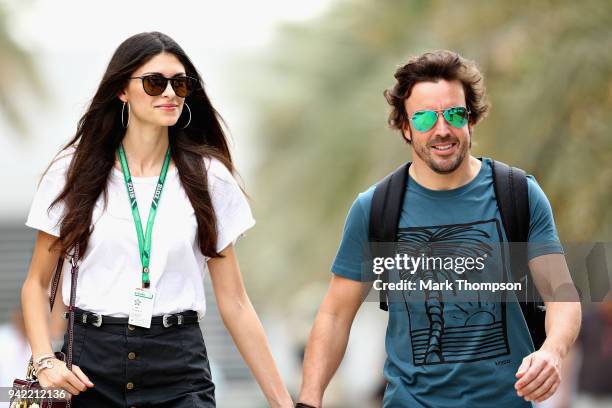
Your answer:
[413,134,470,174]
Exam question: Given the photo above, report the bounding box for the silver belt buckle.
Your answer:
[162,314,183,327]
[91,313,102,327]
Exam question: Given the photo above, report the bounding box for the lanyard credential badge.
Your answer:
[118,143,171,327]
[129,287,156,328]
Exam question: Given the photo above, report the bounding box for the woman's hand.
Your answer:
[209,244,293,408]
[37,358,94,398]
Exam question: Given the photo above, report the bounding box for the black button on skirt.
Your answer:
[61,315,216,407]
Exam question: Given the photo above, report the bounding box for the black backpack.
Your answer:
[368,159,546,349]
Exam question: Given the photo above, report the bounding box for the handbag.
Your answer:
[10,244,81,408]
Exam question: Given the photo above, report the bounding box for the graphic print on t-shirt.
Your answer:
[396,219,510,366]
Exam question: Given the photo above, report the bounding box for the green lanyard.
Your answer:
[117,143,171,288]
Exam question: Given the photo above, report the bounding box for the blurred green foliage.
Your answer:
[239,0,612,303]
[0,2,44,138]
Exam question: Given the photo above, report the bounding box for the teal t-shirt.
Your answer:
[331,158,563,408]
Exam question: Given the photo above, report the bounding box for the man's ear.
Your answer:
[401,123,412,144]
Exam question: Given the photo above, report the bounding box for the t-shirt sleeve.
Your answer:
[526,175,564,260]
[207,158,255,253]
[25,151,73,237]
[331,188,374,282]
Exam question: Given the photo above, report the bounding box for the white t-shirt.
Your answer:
[25,148,255,319]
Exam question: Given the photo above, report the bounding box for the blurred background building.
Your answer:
[1,0,611,407]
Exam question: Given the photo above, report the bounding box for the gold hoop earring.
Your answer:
[121,102,130,129]
[180,103,191,129]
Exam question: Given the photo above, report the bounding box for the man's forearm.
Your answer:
[540,301,581,358]
[299,310,353,407]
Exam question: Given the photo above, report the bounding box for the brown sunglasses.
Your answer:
[129,74,198,98]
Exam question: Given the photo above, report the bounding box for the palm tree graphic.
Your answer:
[397,223,496,365]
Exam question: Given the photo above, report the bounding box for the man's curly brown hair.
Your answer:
[384,50,489,142]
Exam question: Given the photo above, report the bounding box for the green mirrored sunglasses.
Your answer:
[410,106,470,132]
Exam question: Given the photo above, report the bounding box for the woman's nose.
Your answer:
[161,81,176,97]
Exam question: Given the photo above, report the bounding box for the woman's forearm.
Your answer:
[219,295,292,407]
[21,278,54,359]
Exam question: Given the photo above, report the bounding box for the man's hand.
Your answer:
[299,275,369,406]
[519,254,582,403]
[514,349,561,403]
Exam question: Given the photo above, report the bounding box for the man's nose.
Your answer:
[432,112,452,134]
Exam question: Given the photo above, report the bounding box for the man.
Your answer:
[297,50,581,407]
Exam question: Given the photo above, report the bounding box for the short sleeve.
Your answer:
[25,150,73,237]
[526,175,564,260]
[331,188,374,281]
[206,158,255,253]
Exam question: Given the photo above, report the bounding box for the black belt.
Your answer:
[64,308,199,328]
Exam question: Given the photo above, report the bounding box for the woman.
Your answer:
[20,31,293,407]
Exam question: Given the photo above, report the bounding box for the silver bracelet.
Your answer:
[34,354,55,368]
[34,358,56,376]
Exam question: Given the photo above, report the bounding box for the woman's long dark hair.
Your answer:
[47,31,235,259]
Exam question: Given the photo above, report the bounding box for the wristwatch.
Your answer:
[295,404,317,408]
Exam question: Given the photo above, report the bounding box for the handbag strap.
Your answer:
[65,243,80,371]
[49,258,64,310]
[47,243,80,371]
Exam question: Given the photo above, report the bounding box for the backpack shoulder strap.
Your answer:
[369,162,411,311]
[491,159,548,349]
[490,159,530,280]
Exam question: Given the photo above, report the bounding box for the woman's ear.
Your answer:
[118,90,128,103]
